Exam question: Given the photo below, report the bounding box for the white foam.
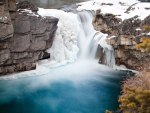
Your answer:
[39,8,79,63]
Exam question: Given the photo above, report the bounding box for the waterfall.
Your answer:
[77,10,97,59]
[77,10,116,68]
[0,8,116,80]
[38,8,115,67]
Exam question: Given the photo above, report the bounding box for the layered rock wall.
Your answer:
[93,10,150,71]
[0,0,58,75]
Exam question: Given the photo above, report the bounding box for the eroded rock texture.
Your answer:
[93,10,150,71]
[0,0,58,75]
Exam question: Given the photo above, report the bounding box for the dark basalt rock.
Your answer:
[40,52,50,60]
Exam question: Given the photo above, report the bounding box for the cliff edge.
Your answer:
[93,10,150,71]
[0,0,58,75]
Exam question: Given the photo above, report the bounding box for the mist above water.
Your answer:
[0,58,126,113]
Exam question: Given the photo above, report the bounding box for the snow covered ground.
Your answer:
[77,0,150,20]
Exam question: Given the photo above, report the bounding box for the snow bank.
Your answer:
[77,0,150,20]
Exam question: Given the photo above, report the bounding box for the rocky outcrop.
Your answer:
[0,0,58,75]
[93,10,150,71]
[93,10,122,35]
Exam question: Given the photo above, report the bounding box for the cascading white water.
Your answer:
[0,8,117,80]
[38,8,116,67]
[77,10,98,59]
[77,10,116,68]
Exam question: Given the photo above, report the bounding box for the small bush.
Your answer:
[144,25,150,32]
[136,37,150,52]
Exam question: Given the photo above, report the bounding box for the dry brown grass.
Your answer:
[122,72,150,91]
[136,37,150,52]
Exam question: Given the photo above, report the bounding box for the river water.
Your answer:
[0,61,128,113]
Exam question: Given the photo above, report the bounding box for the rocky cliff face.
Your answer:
[93,10,150,71]
[0,0,58,75]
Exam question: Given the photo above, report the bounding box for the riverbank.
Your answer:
[118,71,150,113]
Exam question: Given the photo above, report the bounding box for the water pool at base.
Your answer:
[0,61,127,113]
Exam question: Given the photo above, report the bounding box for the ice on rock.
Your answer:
[39,9,79,64]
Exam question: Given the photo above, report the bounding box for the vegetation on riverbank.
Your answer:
[119,72,150,113]
[136,37,150,52]
[106,72,150,113]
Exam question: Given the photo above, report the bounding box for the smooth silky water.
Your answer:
[0,1,129,113]
[0,61,128,113]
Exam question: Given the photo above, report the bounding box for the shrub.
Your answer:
[119,87,150,113]
[119,72,150,113]
[144,25,150,32]
[136,37,150,52]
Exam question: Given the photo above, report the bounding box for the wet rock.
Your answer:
[0,62,36,75]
